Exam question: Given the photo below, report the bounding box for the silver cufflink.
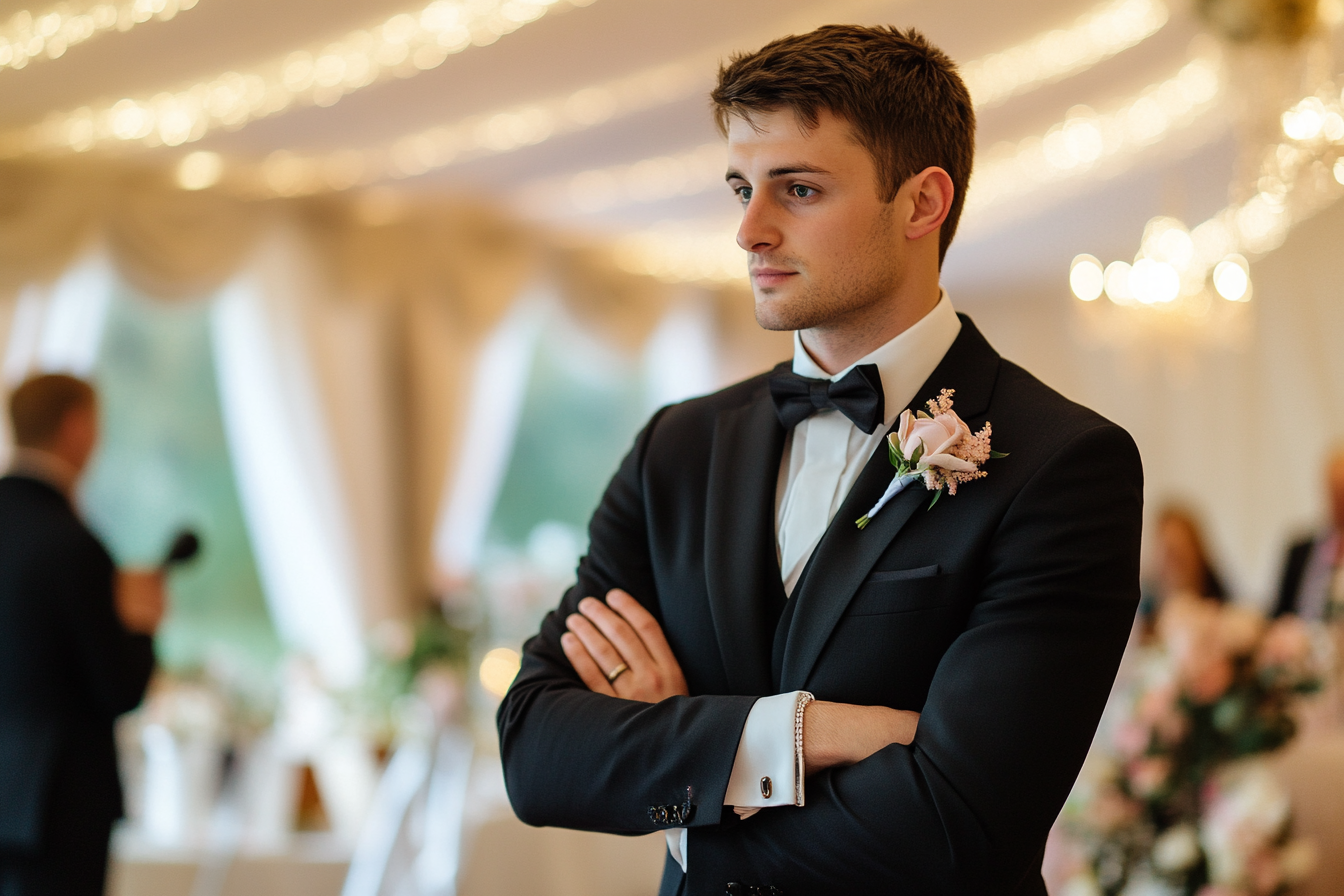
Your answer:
[760,776,772,798]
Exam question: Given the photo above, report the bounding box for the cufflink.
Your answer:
[760,776,772,799]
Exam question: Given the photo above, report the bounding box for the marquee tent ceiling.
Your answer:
[2,0,1336,295]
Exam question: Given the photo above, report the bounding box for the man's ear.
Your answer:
[904,167,954,243]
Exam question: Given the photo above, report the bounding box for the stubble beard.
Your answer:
[752,205,903,335]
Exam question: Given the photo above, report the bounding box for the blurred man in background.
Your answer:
[0,374,163,896]
[1275,447,1344,621]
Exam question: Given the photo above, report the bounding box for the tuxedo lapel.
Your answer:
[704,380,788,696]
[779,316,1001,691]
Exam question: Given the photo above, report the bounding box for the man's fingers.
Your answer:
[578,597,655,671]
[565,613,629,680]
[606,589,679,666]
[560,632,615,696]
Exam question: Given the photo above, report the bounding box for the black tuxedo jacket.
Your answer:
[0,474,155,853]
[498,317,1143,895]
[1273,536,1316,617]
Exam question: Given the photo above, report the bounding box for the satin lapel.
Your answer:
[779,316,1001,691]
[704,383,787,696]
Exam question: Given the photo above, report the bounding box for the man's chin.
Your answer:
[754,292,818,332]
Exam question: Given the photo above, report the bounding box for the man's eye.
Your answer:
[790,184,815,198]
[735,186,753,203]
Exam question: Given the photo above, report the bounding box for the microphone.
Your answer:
[162,529,201,568]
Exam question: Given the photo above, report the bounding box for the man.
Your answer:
[498,26,1142,895]
[0,374,163,895]
[1273,448,1344,620]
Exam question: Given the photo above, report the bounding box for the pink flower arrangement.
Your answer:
[1061,597,1323,896]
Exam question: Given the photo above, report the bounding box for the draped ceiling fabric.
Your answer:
[0,164,769,624]
[0,0,1340,621]
[2,151,1340,612]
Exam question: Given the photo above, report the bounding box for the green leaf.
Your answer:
[916,410,931,420]
[889,440,904,467]
[927,487,943,510]
[910,442,924,467]
[989,450,1009,459]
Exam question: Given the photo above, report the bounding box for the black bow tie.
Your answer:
[768,363,886,434]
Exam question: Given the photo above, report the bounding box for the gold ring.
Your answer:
[605,662,629,683]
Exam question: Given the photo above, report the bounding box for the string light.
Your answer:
[382,0,1171,192]
[1077,77,1344,311]
[176,149,221,190]
[0,0,593,156]
[961,0,1168,109]
[592,52,1226,284]
[517,47,1222,224]
[0,0,197,73]
[1069,255,1105,301]
[965,48,1223,221]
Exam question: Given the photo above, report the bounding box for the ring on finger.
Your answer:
[605,662,629,683]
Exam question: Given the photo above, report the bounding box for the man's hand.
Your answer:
[559,589,919,773]
[803,701,920,772]
[560,589,689,703]
[116,568,166,635]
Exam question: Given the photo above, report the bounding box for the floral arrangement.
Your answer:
[351,608,474,745]
[1060,597,1323,896]
[856,389,1003,527]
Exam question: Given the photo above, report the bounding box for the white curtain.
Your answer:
[431,290,548,580]
[642,290,720,410]
[211,228,367,689]
[0,250,116,468]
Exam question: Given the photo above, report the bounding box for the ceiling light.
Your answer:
[1212,256,1250,301]
[176,150,222,190]
[1070,255,1105,301]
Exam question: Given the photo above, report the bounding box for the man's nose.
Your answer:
[736,195,780,254]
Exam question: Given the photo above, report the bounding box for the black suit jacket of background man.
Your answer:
[498,316,1144,895]
[0,474,155,879]
[1273,536,1317,617]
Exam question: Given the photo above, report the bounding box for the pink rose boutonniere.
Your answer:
[855,389,1006,529]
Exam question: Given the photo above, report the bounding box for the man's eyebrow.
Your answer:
[724,164,831,182]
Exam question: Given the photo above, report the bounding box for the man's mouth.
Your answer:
[751,267,798,288]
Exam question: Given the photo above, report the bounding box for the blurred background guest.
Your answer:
[0,374,164,896]
[1141,505,1229,626]
[1274,447,1344,621]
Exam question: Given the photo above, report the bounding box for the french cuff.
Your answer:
[723,691,814,809]
[665,828,688,872]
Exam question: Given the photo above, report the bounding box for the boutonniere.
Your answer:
[856,389,1006,529]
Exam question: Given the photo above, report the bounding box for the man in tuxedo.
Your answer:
[1273,448,1344,620]
[0,374,163,895]
[498,26,1143,895]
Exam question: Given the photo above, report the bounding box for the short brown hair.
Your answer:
[712,25,975,264]
[8,374,96,448]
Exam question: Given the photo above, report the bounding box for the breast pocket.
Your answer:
[845,564,949,616]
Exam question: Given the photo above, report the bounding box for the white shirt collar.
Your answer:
[791,289,962,426]
[7,446,79,498]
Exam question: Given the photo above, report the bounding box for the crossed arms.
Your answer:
[497,416,1143,893]
[562,588,921,776]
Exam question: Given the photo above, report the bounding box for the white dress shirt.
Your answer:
[667,292,961,871]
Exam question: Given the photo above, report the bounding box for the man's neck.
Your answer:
[8,446,80,497]
[799,284,942,375]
